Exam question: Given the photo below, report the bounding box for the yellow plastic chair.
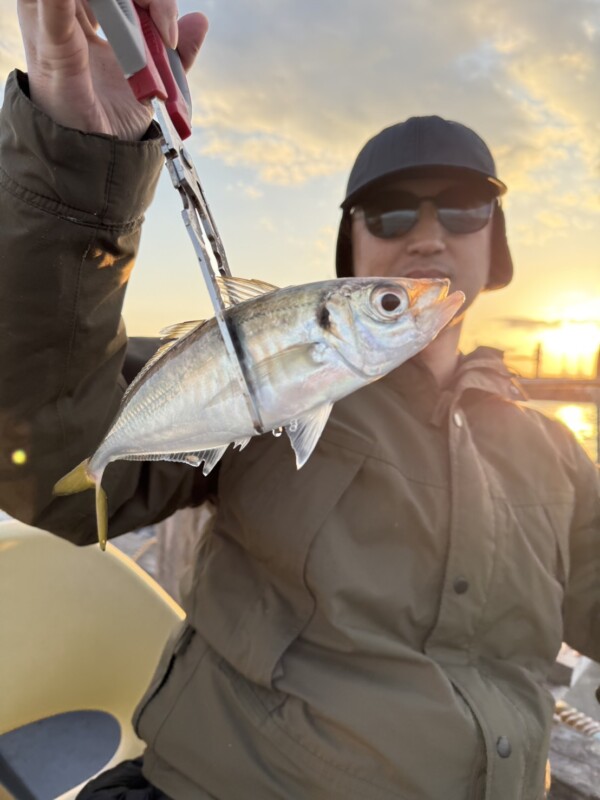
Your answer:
[0,519,185,800]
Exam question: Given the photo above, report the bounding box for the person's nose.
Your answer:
[405,202,446,256]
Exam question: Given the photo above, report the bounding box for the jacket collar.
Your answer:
[383,346,527,427]
[452,347,527,400]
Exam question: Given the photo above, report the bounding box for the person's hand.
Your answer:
[17,0,208,140]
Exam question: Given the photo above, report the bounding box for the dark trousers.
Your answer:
[76,758,172,800]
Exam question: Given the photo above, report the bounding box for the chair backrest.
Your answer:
[0,519,185,798]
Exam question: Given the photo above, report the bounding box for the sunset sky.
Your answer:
[1,0,599,378]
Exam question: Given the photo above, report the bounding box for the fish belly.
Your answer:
[96,335,254,467]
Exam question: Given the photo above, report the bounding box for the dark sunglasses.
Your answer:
[353,187,496,238]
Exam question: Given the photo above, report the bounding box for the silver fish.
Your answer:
[54,276,463,548]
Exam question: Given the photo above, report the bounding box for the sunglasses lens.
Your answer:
[358,187,496,239]
[438,202,494,234]
[364,208,418,238]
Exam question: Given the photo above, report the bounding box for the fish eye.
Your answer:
[370,287,408,319]
[381,293,401,312]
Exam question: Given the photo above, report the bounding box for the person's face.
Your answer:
[351,176,494,318]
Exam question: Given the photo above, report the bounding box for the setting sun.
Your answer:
[539,321,600,377]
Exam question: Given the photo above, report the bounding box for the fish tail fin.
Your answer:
[96,481,109,552]
[53,459,108,551]
[53,459,95,495]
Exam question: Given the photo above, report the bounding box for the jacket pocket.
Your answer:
[190,442,366,690]
[218,656,408,800]
[132,620,194,736]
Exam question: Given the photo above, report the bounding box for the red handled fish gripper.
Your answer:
[88,0,265,434]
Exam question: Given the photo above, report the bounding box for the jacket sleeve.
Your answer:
[562,436,600,662]
[0,70,217,547]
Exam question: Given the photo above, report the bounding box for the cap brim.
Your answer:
[341,165,507,210]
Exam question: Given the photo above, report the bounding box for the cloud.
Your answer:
[189,0,533,184]
[258,216,275,231]
[466,0,600,233]
[182,0,600,259]
[203,132,345,185]
[498,316,600,330]
[226,180,263,198]
[180,0,596,195]
[497,317,562,330]
[2,0,598,244]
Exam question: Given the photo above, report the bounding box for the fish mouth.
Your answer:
[377,277,462,332]
[400,277,450,305]
[415,287,465,332]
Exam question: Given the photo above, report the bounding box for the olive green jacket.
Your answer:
[1,71,599,800]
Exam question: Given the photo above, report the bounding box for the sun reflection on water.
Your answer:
[527,400,598,462]
[555,405,596,443]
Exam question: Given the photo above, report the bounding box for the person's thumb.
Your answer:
[177,12,209,73]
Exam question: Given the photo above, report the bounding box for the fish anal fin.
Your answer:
[199,446,229,475]
[216,276,280,307]
[285,403,333,469]
[141,446,229,475]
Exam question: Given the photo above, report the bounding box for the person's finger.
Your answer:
[176,12,208,73]
[38,0,79,45]
[136,0,179,49]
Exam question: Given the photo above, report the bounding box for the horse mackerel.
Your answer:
[54,275,464,549]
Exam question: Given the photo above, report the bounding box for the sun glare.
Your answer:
[534,296,600,376]
[540,321,600,376]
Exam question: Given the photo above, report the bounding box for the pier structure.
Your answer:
[519,377,600,405]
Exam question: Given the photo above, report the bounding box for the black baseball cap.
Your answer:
[336,116,513,290]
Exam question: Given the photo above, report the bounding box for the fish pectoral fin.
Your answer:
[233,436,252,451]
[162,446,229,475]
[285,403,333,469]
[215,276,280,307]
[254,343,326,389]
[159,320,207,340]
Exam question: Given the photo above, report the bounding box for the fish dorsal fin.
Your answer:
[216,276,280,307]
[285,403,333,469]
[160,320,206,341]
